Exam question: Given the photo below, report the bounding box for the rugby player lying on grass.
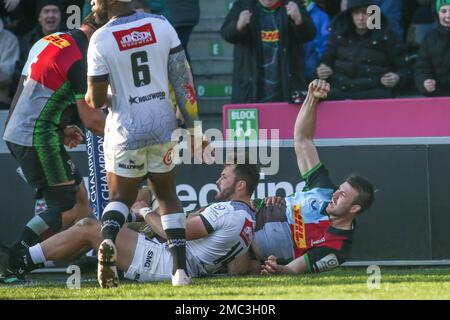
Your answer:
[228,80,376,276]
[0,162,259,284]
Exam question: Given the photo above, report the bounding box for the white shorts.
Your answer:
[124,234,173,282]
[105,141,176,178]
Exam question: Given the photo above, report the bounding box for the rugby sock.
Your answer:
[13,215,54,251]
[161,213,187,275]
[43,261,55,267]
[101,202,129,243]
[9,247,40,275]
[29,244,46,265]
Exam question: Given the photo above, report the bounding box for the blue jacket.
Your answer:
[304,2,330,81]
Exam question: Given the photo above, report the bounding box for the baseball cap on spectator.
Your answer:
[36,0,62,15]
[346,0,374,11]
[436,0,450,13]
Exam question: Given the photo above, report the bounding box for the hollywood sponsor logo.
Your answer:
[113,23,157,51]
[129,91,166,105]
[118,159,145,170]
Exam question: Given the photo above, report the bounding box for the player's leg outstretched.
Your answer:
[98,171,142,288]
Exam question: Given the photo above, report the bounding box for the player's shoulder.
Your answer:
[143,13,170,23]
[205,202,234,215]
[90,25,107,44]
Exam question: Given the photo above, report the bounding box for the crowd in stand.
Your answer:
[221,0,450,103]
[0,0,449,109]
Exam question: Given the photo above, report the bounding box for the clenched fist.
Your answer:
[308,79,330,99]
[237,10,252,32]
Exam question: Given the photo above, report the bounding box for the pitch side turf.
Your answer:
[0,267,449,300]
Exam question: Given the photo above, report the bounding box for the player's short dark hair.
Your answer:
[225,154,260,196]
[346,175,375,214]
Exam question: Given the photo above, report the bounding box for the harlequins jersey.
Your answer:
[255,164,354,273]
[4,29,89,147]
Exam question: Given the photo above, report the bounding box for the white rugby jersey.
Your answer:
[186,201,256,277]
[87,12,179,150]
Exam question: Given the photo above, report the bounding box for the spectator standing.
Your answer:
[221,0,316,104]
[0,17,19,109]
[406,0,435,46]
[165,0,200,63]
[342,0,405,39]
[303,0,330,81]
[317,0,411,99]
[414,0,450,96]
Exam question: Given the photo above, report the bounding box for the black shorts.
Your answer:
[6,141,82,190]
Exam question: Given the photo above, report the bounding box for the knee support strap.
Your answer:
[39,207,64,233]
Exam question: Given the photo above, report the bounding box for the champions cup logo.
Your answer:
[113,24,157,51]
[261,30,279,43]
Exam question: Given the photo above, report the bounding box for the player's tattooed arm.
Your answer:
[168,46,199,131]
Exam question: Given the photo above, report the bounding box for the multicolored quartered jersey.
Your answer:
[255,164,354,273]
[3,29,88,147]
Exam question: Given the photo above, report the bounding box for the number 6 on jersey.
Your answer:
[131,51,150,87]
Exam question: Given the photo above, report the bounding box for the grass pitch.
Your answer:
[0,267,449,300]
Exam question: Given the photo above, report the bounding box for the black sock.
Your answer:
[12,227,42,251]
[165,228,187,275]
[13,209,62,251]
[101,210,126,243]
[9,248,40,276]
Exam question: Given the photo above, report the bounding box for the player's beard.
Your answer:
[215,181,238,202]
[93,0,109,25]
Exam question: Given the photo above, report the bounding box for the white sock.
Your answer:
[29,244,46,265]
[43,260,55,267]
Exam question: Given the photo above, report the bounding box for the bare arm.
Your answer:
[76,98,106,136]
[143,209,208,241]
[227,238,265,276]
[167,47,199,132]
[294,80,330,176]
[144,210,167,239]
[227,251,261,276]
[85,77,109,109]
[260,255,308,275]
